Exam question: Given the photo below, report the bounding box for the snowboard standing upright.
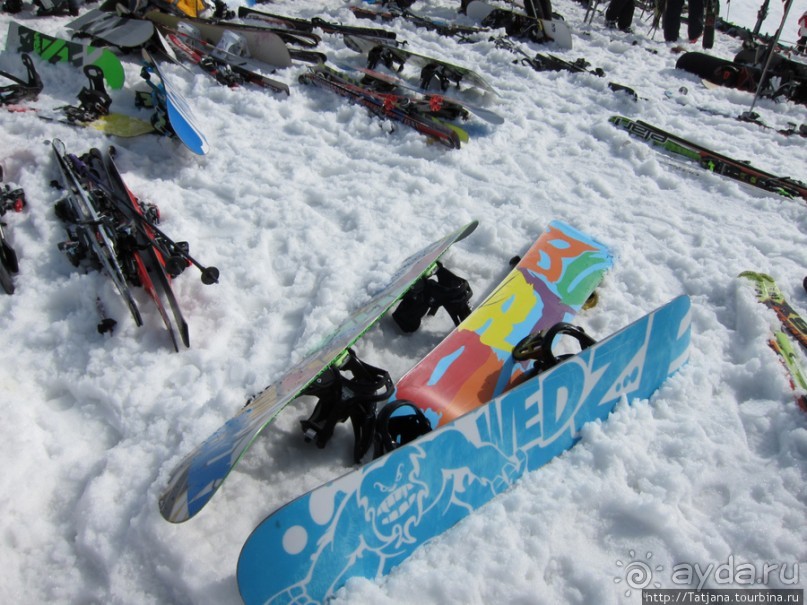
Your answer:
[140,49,210,155]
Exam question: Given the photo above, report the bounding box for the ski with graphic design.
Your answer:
[158,222,479,523]
[769,331,807,411]
[299,64,469,149]
[609,116,807,200]
[139,49,210,155]
[739,272,807,350]
[465,0,573,49]
[343,35,498,95]
[237,295,692,605]
[393,220,612,428]
[5,21,125,90]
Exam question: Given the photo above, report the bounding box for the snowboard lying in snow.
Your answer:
[5,21,125,90]
[237,294,692,604]
[158,222,479,523]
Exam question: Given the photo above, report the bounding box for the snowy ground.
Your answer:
[1,0,806,603]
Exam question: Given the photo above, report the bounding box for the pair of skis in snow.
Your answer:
[51,140,217,350]
[156,220,692,602]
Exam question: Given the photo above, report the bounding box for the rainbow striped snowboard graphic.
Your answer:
[397,220,613,427]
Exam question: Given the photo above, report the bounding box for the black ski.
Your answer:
[52,139,144,329]
[90,148,189,350]
[0,169,25,295]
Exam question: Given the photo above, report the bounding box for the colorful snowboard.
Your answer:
[396,220,612,427]
[141,49,209,155]
[237,295,692,604]
[158,222,478,523]
[5,21,125,90]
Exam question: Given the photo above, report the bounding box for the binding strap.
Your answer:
[392,261,472,333]
[513,322,597,377]
[373,399,432,459]
[300,348,393,463]
[0,54,43,106]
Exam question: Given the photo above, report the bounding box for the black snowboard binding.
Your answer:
[300,349,394,463]
[0,54,43,106]
[513,322,597,378]
[419,62,464,91]
[373,399,432,459]
[60,65,112,124]
[392,261,472,333]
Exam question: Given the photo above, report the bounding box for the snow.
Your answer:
[1,0,806,603]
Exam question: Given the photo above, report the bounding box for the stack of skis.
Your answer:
[51,139,218,351]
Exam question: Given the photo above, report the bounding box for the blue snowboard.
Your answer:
[237,295,692,604]
[141,49,209,155]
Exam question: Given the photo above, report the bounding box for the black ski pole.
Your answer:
[747,0,794,115]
